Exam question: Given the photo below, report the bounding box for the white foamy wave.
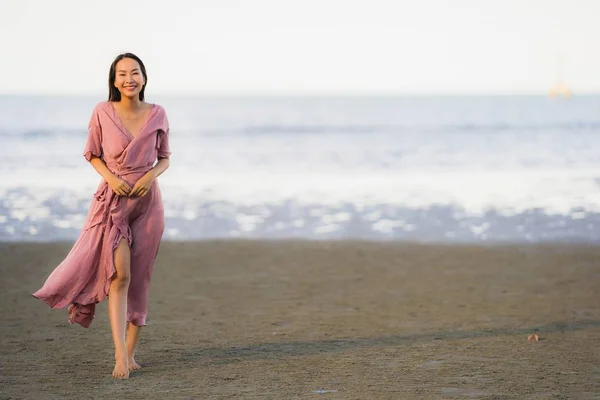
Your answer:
[1,165,600,242]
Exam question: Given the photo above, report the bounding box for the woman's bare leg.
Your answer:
[109,238,131,379]
[126,323,142,370]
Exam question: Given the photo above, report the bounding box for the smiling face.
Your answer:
[113,57,145,100]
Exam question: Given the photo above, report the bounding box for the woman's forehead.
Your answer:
[116,58,140,71]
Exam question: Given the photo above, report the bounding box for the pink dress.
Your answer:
[33,101,171,328]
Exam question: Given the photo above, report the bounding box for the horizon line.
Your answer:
[1,91,599,97]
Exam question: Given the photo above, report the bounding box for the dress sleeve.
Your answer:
[157,109,172,159]
[83,105,103,161]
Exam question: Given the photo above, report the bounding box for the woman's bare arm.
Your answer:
[128,158,170,197]
[150,158,170,179]
[89,155,132,196]
[89,156,116,181]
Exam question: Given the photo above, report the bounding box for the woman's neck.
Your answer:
[117,96,143,111]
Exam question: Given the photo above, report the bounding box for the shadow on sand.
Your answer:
[162,319,600,366]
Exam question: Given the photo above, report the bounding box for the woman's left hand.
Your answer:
[129,172,155,197]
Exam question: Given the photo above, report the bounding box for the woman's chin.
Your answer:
[120,92,140,100]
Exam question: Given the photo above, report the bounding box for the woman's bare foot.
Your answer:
[128,356,141,371]
[112,356,130,379]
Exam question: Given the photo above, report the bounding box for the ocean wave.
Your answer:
[1,196,598,243]
[231,121,600,136]
[1,186,599,243]
[1,95,599,242]
[0,129,84,139]
[2,120,600,139]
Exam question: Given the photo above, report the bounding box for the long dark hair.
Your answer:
[108,53,148,102]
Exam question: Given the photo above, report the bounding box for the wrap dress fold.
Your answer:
[33,101,171,328]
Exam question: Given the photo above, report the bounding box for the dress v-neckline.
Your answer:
[109,102,155,140]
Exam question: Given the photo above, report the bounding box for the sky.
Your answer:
[1,0,599,95]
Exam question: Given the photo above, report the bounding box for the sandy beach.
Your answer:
[1,240,599,399]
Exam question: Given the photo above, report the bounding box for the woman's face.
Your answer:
[113,57,145,100]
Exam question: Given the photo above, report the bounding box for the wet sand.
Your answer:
[1,240,599,399]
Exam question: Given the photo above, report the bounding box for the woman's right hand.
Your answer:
[107,176,132,196]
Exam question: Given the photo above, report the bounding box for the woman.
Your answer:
[33,53,171,379]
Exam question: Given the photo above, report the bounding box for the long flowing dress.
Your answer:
[33,101,171,328]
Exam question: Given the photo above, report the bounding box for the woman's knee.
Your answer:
[113,239,131,288]
[113,268,131,288]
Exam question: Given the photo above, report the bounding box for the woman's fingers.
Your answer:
[120,184,131,196]
[129,185,147,197]
[108,177,132,196]
[115,182,150,197]
[117,185,131,196]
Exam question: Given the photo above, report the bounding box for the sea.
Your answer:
[1,95,599,243]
